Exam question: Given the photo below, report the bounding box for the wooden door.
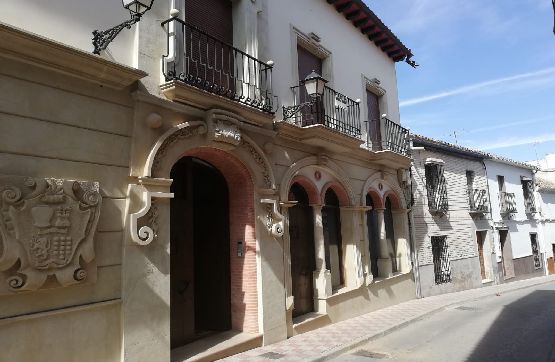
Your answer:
[289,184,315,317]
[170,157,231,348]
[322,189,343,289]
[477,231,486,280]
[297,45,323,126]
[366,195,379,278]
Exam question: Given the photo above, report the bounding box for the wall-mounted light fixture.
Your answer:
[92,0,154,55]
[283,71,328,121]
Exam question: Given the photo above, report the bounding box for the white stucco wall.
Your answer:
[0,0,137,66]
[484,160,540,260]
[265,0,402,132]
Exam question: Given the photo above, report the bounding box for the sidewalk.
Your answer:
[222,275,555,362]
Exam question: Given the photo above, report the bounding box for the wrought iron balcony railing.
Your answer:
[468,189,489,213]
[427,180,449,213]
[365,118,409,156]
[162,17,276,113]
[286,85,361,138]
[500,192,517,214]
[383,118,410,156]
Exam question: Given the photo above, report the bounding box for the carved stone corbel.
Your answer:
[260,198,285,237]
[129,177,173,245]
[0,176,101,292]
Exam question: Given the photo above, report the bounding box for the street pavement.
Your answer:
[334,280,555,362]
[223,275,555,362]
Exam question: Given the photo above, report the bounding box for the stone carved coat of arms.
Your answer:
[0,176,102,292]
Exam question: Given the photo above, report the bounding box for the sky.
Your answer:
[367,0,555,162]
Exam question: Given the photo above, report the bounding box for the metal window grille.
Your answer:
[425,164,448,212]
[530,234,542,269]
[521,180,537,214]
[431,236,451,284]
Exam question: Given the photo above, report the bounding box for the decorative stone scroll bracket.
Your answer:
[260,198,285,237]
[0,176,101,292]
[129,177,173,246]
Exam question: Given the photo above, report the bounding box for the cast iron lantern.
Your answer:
[123,0,154,17]
[303,71,328,98]
[92,0,154,55]
[282,71,328,120]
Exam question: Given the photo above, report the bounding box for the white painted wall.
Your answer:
[484,160,540,260]
[265,0,403,134]
[0,0,137,66]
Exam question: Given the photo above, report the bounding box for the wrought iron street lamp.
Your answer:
[283,71,328,120]
[92,0,154,55]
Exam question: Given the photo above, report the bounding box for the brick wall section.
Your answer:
[183,148,258,333]
[412,149,488,266]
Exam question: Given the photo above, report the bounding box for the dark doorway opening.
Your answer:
[366,195,379,278]
[289,183,316,318]
[322,189,343,289]
[170,157,231,348]
[477,231,487,280]
[384,197,397,272]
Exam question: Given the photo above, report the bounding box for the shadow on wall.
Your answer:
[466,289,555,362]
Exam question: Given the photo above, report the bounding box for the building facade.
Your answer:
[530,154,555,274]
[0,0,418,361]
[411,136,495,297]
[484,158,544,282]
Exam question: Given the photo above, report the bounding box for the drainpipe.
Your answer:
[482,159,500,284]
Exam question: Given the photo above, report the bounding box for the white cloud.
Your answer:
[475,133,555,150]
[399,67,555,107]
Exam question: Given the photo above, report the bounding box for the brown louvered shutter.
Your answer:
[184,0,234,94]
[185,0,233,44]
[297,46,323,126]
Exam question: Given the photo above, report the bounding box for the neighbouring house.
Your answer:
[0,0,418,361]
[530,154,555,274]
[484,157,544,282]
[410,135,496,297]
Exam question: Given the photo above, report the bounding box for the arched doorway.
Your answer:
[366,195,379,278]
[322,189,343,289]
[288,183,316,317]
[170,156,231,347]
[384,196,397,273]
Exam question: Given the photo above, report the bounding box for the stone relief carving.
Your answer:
[0,176,101,292]
[213,120,241,146]
[261,199,284,237]
[241,140,272,189]
[129,178,173,246]
[152,125,205,175]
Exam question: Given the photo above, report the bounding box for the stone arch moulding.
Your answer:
[320,181,351,207]
[130,110,280,245]
[279,155,356,206]
[361,171,407,210]
[289,175,320,204]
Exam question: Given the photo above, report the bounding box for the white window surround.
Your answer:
[290,25,333,87]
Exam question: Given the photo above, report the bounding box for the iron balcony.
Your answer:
[468,188,489,213]
[500,191,518,215]
[162,17,276,113]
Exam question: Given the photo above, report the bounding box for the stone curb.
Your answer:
[311,276,555,361]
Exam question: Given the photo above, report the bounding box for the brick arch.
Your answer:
[383,190,402,209]
[366,188,384,209]
[321,181,351,207]
[289,175,320,204]
[179,147,258,333]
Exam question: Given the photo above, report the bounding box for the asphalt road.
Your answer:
[333,281,555,362]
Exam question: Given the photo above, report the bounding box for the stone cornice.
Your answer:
[0,22,147,90]
[160,81,275,129]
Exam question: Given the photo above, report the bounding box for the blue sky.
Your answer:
[368,0,555,162]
